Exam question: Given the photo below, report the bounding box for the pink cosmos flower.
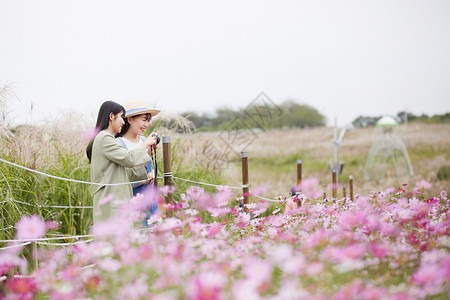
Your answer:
[333,281,363,300]
[303,229,326,249]
[252,201,270,216]
[251,185,269,196]
[187,271,225,300]
[207,207,231,218]
[187,186,205,201]
[341,244,366,260]
[384,187,396,194]
[283,197,299,216]
[267,227,278,238]
[45,221,59,230]
[412,264,444,285]
[269,215,285,227]
[242,257,272,286]
[294,178,322,199]
[139,244,153,260]
[130,191,157,211]
[213,190,232,207]
[360,286,386,300]
[118,277,149,299]
[207,222,223,237]
[232,279,260,300]
[0,253,27,275]
[235,212,251,229]
[443,254,450,280]
[91,218,131,237]
[61,264,81,280]
[338,211,365,229]
[415,180,432,190]
[305,262,324,276]
[5,277,37,296]
[15,215,47,240]
[80,127,100,142]
[158,217,183,232]
[160,185,176,196]
[369,241,389,258]
[216,185,232,193]
[98,194,114,206]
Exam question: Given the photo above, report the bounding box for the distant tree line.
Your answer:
[180,100,326,132]
[352,111,450,128]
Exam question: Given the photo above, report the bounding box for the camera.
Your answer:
[152,132,161,144]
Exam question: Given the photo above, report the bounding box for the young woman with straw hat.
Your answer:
[86,101,157,225]
[116,100,161,226]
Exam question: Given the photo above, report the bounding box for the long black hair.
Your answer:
[86,101,125,163]
[116,113,152,138]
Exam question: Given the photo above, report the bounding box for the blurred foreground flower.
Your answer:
[15,215,46,240]
[415,179,432,191]
[80,127,100,142]
[2,182,449,299]
[292,177,322,199]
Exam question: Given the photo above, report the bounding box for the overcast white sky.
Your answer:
[1,0,449,127]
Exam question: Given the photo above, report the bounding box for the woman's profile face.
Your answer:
[110,112,125,134]
[128,114,151,135]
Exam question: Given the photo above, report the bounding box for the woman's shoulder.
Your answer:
[95,130,115,143]
[115,136,127,148]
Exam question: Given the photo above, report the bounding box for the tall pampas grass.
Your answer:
[0,82,19,137]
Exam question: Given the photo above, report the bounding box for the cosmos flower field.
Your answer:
[1,180,449,299]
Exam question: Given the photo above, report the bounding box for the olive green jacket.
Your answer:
[89,130,151,224]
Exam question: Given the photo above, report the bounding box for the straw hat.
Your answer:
[124,101,160,118]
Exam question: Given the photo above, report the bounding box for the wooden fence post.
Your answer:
[241,152,249,208]
[162,136,173,203]
[349,175,354,200]
[296,159,302,186]
[343,184,347,199]
[332,169,337,199]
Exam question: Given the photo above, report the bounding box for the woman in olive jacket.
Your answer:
[86,101,157,225]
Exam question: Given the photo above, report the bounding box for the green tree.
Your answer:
[272,100,325,128]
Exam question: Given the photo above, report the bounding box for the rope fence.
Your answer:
[1,136,355,252]
[0,137,355,213]
[0,234,94,244]
[0,158,150,186]
[0,198,93,209]
[172,176,241,190]
[36,239,95,246]
[0,241,31,251]
[0,225,14,231]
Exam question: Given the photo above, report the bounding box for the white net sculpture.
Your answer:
[365,116,414,181]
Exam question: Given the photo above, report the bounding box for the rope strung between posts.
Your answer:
[2,198,93,209]
[0,225,14,231]
[36,239,95,246]
[172,176,241,190]
[0,158,146,186]
[0,234,94,243]
[0,226,155,244]
[0,157,242,190]
[0,241,31,251]
[0,157,291,210]
[252,194,285,203]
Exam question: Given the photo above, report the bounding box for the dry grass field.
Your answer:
[177,123,450,199]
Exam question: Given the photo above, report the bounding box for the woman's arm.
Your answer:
[101,133,152,168]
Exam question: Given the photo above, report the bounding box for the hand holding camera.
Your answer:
[144,132,160,155]
[150,132,161,145]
